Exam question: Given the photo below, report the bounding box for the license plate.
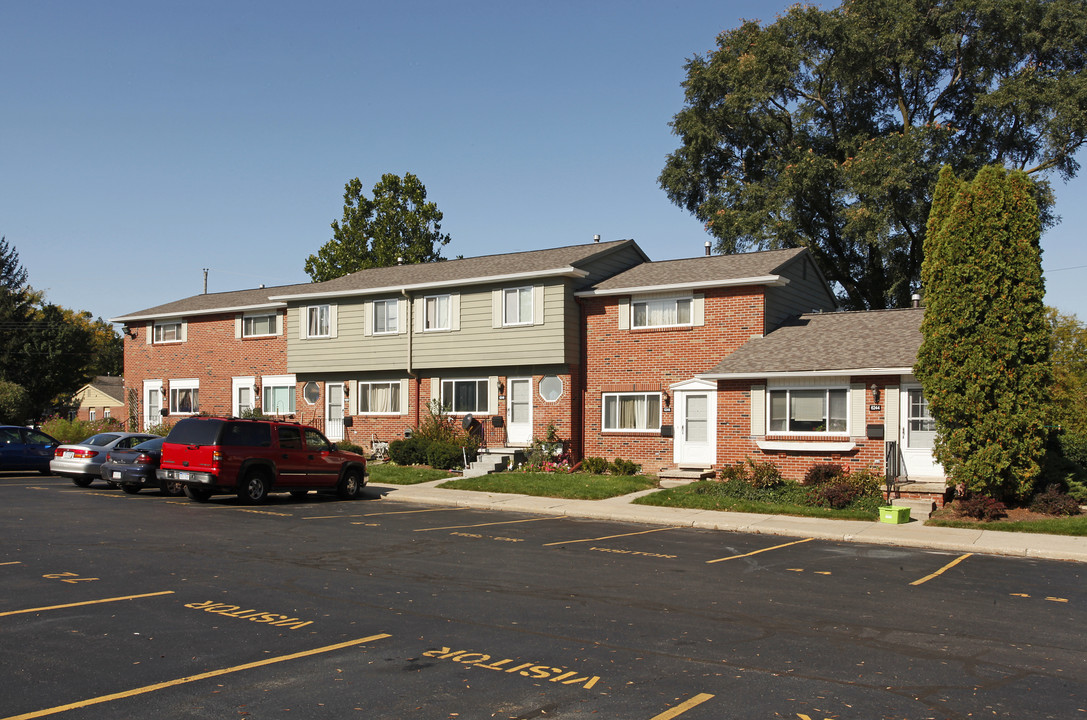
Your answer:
[63,451,74,459]
[112,471,122,480]
[177,471,190,480]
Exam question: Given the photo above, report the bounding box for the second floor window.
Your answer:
[503,287,533,326]
[632,297,692,329]
[373,299,398,335]
[153,321,182,343]
[425,295,451,331]
[243,313,276,337]
[307,305,330,338]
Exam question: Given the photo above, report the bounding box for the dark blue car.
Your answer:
[0,425,60,474]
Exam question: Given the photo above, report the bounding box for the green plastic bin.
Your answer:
[879,505,911,524]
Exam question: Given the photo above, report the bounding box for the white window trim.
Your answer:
[601,391,662,433]
[169,378,200,416]
[766,386,851,436]
[240,312,277,338]
[440,378,490,415]
[305,304,331,338]
[152,319,185,344]
[261,374,297,415]
[423,294,452,332]
[357,380,403,415]
[502,286,534,327]
[372,299,399,336]
[631,295,694,330]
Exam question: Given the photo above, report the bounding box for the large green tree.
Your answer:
[660,0,1087,309]
[1047,308,1087,465]
[915,165,1052,500]
[305,172,451,282]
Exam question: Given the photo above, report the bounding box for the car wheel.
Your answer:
[289,490,309,499]
[336,470,363,500]
[121,484,141,495]
[161,480,185,496]
[106,481,119,489]
[239,471,270,504]
[184,485,212,502]
[38,469,52,476]
[71,476,93,488]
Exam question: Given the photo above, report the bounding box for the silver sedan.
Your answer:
[50,432,160,487]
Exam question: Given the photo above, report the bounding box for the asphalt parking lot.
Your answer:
[2,472,1085,719]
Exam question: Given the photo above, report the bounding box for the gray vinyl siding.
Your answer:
[764,255,837,331]
[287,298,410,374]
[575,244,647,289]
[412,282,567,369]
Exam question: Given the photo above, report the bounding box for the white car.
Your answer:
[50,432,159,487]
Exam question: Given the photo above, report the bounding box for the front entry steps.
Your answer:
[885,480,952,510]
[658,467,717,488]
[462,447,526,478]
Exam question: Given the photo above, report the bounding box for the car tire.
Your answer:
[161,480,185,496]
[71,476,93,488]
[38,469,52,476]
[336,470,363,500]
[289,490,309,499]
[184,486,212,502]
[121,484,141,495]
[239,470,270,504]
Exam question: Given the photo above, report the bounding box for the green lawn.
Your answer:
[633,483,880,521]
[368,464,456,485]
[439,472,657,500]
[925,515,1087,536]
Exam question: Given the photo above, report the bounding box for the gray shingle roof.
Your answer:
[110,282,311,322]
[81,376,125,404]
[703,308,924,376]
[583,247,807,294]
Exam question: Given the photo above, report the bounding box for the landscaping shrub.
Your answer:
[335,440,366,456]
[389,437,430,465]
[581,456,610,475]
[1029,485,1081,516]
[717,463,747,482]
[40,417,124,444]
[808,482,860,509]
[954,496,1008,521]
[426,441,465,470]
[842,467,884,497]
[804,463,844,485]
[745,459,783,489]
[609,458,640,476]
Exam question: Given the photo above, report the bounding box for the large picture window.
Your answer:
[153,320,183,343]
[242,313,276,337]
[373,299,398,335]
[358,381,401,414]
[169,380,200,415]
[424,295,451,331]
[307,305,330,338]
[768,388,848,433]
[441,379,488,413]
[262,375,296,415]
[503,287,533,326]
[602,392,661,432]
[632,297,691,329]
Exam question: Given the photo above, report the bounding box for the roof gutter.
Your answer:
[699,367,915,380]
[110,301,288,324]
[574,274,789,297]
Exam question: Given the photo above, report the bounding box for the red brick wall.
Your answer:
[581,288,766,473]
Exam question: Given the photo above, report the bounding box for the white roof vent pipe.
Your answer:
[704,241,711,256]
[593,234,600,243]
[912,293,922,308]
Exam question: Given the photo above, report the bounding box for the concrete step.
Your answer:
[658,467,716,488]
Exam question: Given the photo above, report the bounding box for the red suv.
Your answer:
[157,417,366,503]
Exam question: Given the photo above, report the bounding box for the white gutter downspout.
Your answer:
[402,288,420,429]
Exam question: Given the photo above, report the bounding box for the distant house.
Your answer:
[72,376,126,423]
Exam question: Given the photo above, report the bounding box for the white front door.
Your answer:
[325,383,344,441]
[143,380,162,431]
[506,378,532,445]
[674,386,716,467]
[899,385,943,479]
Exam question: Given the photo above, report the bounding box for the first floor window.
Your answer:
[603,392,661,431]
[441,379,487,413]
[425,295,451,331]
[359,381,401,414]
[153,320,182,343]
[243,313,276,337]
[88,409,96,421]
[307,305,330,337]
[768,388,847,433]
[503,287,533,325]
[104,408,110,419]
[373,299,398,334]
[170,381,200,414]
[632,297,691,328]
[262,376,296,414]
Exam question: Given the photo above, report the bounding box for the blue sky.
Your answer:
[2,0,1084,325]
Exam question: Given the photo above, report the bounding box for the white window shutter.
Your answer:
[451,294,460,331]
[850,383,864,436]
[146,322,152,344]
[693,294,705,326]
[488,376,499,414]
[299,307,307,339]
[180,320,187,342]
[533,286,544,325]
[430,377,440,407]
[400,380,409,415]
[750,385,766,435]
[414,298,424,332]
[618,298,630,330]
[362,301,371,336]
[235,316,242,339]
[399,298,409,334]
[885,385,900,443]
[329,305,338,338]
[492,289,502,328]
[348,381,358,416]
[275,311,283,336]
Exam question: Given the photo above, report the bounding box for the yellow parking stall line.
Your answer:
[304,507,467,521]
[648,693,715,719]
[909,553,973,586]
[0,561,22,566]
[415,517,557,532]
[542,526,679,547]
[706,537,813,564]
[0,591,175,618]
[1,633,392,720]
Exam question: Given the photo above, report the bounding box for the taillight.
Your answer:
[212,450,223,463]
[54,448,63,457]
[136,453,151,463]
[105,453,113,462]
[74,449,98,459]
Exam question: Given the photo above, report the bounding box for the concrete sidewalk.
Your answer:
[362,480,1087,563]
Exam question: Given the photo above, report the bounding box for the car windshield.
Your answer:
[81,433,122,446]
[133,437,165,451]
[165,419,224,445]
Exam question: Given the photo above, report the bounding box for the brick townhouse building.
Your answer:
[112,239,944,486]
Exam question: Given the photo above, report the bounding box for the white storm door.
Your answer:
[674,390,715,467]
[325,383,345,441]
[899,385,942,479]
[143,380,162,431]
[506,378,532,445]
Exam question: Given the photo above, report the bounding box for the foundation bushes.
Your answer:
[1028,485,1081,516]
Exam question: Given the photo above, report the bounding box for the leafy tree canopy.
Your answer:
[305,172,451,282]
[660,0,1087,309]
